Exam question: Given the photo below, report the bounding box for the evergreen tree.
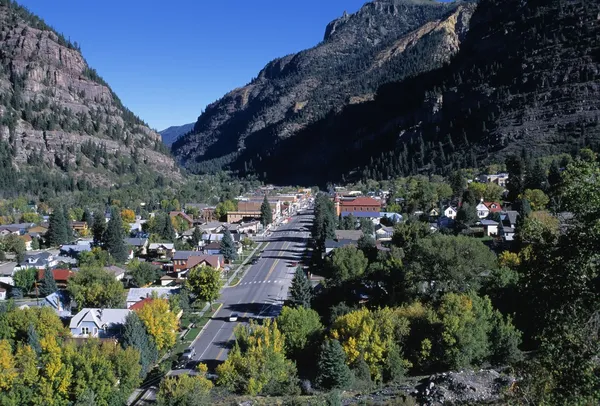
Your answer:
[506,155,525,201]
[525,159,547,191]
[121,312,158,378]
[547,160,562,191]
[317,339,353,390]
[63,206,72,242]
[39,268,58,297]
[27,323,42,355]
[462,189,477,206]
[191,226,202,249]
[46,206,68,246]
[82,208,93,228]
[220,229,238,262]
[105,207,128,263]
[289,266,313,308]
[74,388,97,406]
[448,170,466,198]
[92,210,106,246]
[260,195,273,227]
[455,202,478,231]
[360,218,374,235]
[162,213,176,242]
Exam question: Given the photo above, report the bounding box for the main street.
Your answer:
[189,209,313,371]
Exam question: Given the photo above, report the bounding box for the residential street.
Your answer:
[188,210,313,371]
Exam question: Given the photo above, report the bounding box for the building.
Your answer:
[324,239,358,256]
[70,221,88,233]
[124,238,149,256]
[16,252,57,271]
[172,252,223,275]
[41,291,72,318]
[227,199,281,223]
[70,308,131,338]
[148,243,175,259]
[19,234,33,251]
[126,287,179,308]
[478,173,509,187]
[202,242,222,255]
[38,269,75,288]
[0,288,5,301]
[60,241,93,258]
[499,211,519,241]
[476,201,503,219]
[375,225,394,241]
[444,207,458,220]
[335,196,382,217]
[334,230,364,242]
[104,266,127,281]
[169,211,194,229]
[479,219,499,236]
[128,297,154,311]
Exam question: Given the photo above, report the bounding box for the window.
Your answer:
[81,327,90,335]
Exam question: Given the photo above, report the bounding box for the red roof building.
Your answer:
[129,297,154,311]
[483,202,503,213]
[335,196,381,217]
[37,269,75,286]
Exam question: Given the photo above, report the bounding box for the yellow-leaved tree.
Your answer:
[36,336,72,406]
[0,339,17,391]
[136,298,178,351]
[157,364,213,404]
[15,344,38,387]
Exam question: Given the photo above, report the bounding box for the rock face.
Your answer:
[159,123,194,146]
[0,1,179,190]
[173,0,476,174]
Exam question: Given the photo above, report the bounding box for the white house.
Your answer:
[69,308,131,338]
[0,288,6,301]
[126,287,179,308]
[476,201,503,219]
[479,219,499,236]
[444,207,457,220]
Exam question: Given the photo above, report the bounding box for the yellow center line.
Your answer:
[264,241,290,281]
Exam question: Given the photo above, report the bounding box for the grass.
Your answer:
[173,305,222,355]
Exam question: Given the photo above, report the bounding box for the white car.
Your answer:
[229,313,238,322]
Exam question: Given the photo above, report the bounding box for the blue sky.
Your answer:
[18,0,374,131]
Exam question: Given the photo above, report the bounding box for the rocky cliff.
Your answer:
[173,0,476,174]
[0,0,180,194]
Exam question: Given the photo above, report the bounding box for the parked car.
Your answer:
[251,257,259,264]
[229,313,238,322]
[181,347,196,360]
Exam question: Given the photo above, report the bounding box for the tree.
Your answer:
[63,206,72,242]
[325,246,368,286]
[455,202,478,230]
[1,234,26,263]
[186,265,223,309]
[220,229,237,262]
[277,306,323,360]
[216,319,298,396]
[190,227,202,249]
[163,214,176,242]
[120,209,135,224]
[0,339,17,391]
[506,155,525,201]
[317,339,352,390]
[67,267,125,309]
[82,208,93,229]
[525,159,547,191]
[127,260,160,287]
[289,267,313,308]
[46,206,68,247]
[215,200,236,221]
[38,269,57,297]
[359,218,374,235]
[92,210,106,246]
[522,189,549,211]
[357,234,377,260]
[12,268,36,294]
[135,298,178,352]
[312,194,337,250]
[260,195,273,227]
[104,207,128,263]
[27,324,42,356]
[157,365,213,406]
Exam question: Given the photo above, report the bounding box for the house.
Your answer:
[227,199,282,223]
[324,239,358,256]
[104,266,127,281]
[38,269,75,288]
[159,275,186,286]
[0,225,21,236]
[479,219,499,236]
[185,204,216,222]
[27,224,48,236]
[478,173,509,187]
[202,242,222,255]
[429,208,440,218]
[380,212,403,224]
[172,251,223,275]
[197,222,226,234]
[41,291,72,318]
[70,308,131,338]
[375,225,394,241]
[169,211,194,229]
[476,200,503,219]
[499,211,519,241]
[19,234,32,251]
[148,243,175,259]
[128,297,154,311]
[15,252,57,271]
[124,238,149,256]
[335,196,382,217]
[70,221,88,233]
[444,207,458,220]
[334,230,364,242]
[0,288,5,300]
[126,287,179,308]
[60,241,93,258]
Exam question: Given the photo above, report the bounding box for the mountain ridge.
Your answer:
[159,123,194,146]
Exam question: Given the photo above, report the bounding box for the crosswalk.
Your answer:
[239,280,286,286]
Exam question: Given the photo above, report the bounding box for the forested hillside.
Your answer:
[0,0,180,198]
[173,0,476,175]
[239,0,600,185]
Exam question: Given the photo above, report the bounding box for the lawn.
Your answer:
[174,305,221,355]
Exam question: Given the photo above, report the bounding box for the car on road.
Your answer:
[180,348,196,361]
[289,261,299,267]
[229,313,238,322]
[251,257,259,264]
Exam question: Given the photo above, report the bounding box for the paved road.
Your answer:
[186,210,313,371]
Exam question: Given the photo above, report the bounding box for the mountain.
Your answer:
[0,0,180,197]
[173,0,477,174]
[175,0,600,186]
[159,123,194,146]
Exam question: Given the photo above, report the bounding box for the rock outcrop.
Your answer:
[0,1,180,190]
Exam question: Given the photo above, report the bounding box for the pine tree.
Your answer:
[46,206,68,247]
[92,210,106,246]
[289,266,313,308]
[162,213,176,242]
[82,208,93,228]
[63,206,72,242]
[548,160,562,190]
[191,226,202,249]
[39,268,57,297]
[74,388,97,406]
[121,312,158,378]
[27,323,42,355]
[525,159,547,191]
[220,229,237,262]
[260,195,273,227]
[105,207,128,263]
[317,339,353,390]
[506,155,525,201]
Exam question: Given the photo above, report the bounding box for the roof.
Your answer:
[339,196,381,207]
[325,239,358,249]
[70,308,131,330]
[479,219,499,226]
[126,287,179,304]
[149,243,174,250]
[187,255,223,269]
[334,230,364,241]
[42,291,72,317]
[38,269,75,282]
[173,250,203,260]
[170,211,194,223]
[104,266,127,277]
[124,238,148,247]
[60,244,92,254]
[483,202,503,213]
[204,242,221,250]
[185,203,211,210]
[19,234,32,242]
[129,297,154,311]
[341,211,381,218]
[501,211,519,226]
